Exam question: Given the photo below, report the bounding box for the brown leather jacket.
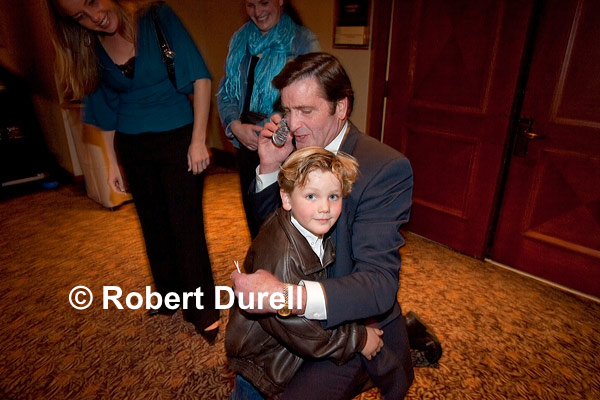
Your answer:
[225,209,367,397]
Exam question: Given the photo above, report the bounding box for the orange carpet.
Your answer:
[0,169,598,399]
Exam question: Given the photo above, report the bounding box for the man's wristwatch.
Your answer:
[277,284,291,317]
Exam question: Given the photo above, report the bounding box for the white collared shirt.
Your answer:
[289,215,328,320]
[255,121,350,320]
[290,215,324,263]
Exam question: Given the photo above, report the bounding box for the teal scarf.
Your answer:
[219,13,297,116]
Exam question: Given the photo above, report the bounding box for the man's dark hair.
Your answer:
[272,53,354,117]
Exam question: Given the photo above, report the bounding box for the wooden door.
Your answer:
[490,0,600,297]
[383,0,534,257]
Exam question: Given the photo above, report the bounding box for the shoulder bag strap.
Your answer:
[151,4,177,87]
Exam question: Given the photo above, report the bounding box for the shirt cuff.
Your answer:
[299,280,327,320]
[225,121,235,139]
[255,166,279,193]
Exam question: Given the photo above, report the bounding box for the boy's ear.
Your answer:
[280,189,292,211]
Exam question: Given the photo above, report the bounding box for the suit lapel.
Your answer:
[340,123,360,155]
[331,122,361,253]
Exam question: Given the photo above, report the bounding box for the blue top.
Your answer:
[216,23,319,148]
[83,3,211,134]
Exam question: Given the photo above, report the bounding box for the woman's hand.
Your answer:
[99,129,126,193]
[188,140,211,174]
[189,79,211,174]
[230,120,261,151]
[361,326,384,360]
[107,162,126,193]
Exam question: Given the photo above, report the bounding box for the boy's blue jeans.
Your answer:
[230,374,265,400]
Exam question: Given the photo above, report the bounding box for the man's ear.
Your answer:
[280,189,292,211]
[335,97,349,119]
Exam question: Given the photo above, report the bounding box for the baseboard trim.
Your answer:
[485,258,600,303]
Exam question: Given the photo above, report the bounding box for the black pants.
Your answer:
[281,316,414,399]
[236,145,261,239]
[115,125,218,330]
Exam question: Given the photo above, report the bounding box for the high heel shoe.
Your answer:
[147,306,177,317]
[197,326,219,345]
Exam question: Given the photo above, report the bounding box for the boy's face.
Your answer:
[280,170,343,237]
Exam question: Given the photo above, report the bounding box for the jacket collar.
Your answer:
[276,209,335,275]
[339,121,360,155]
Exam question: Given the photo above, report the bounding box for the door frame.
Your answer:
[367,0,549,259]
[366,0,393,141]
[483,0,546,256]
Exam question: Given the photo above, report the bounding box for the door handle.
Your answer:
[514,118,544,157]
[524,131,544,140]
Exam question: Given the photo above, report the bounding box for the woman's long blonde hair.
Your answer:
[46,0,153,101]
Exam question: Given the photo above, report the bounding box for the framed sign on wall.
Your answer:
[334,0,370,49]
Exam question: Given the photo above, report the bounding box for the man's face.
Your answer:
[280,170,343,237]
[281,77,348,149]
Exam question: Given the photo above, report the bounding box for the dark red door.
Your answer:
[490,0,600,297]
[383,0,534,257]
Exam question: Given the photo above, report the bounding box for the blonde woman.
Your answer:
[48,0,219,342]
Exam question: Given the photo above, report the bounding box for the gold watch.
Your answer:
[277,284,291,317]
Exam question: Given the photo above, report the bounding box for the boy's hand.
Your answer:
[361,326,384,360]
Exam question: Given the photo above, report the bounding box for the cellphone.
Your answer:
[272,118,290,147]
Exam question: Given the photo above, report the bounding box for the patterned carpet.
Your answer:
[0,169,599,399]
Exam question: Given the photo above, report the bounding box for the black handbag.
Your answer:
[240,111,268,125]
[151,4,176,87]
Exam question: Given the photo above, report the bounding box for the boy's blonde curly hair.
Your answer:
[278,147,359,197]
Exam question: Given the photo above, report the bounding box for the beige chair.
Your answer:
[62,104,131,209]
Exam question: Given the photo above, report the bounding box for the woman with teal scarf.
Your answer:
[217,0,319,239]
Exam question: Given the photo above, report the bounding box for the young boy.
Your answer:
[226,147,385,399]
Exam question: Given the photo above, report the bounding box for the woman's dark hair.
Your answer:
[272,53,354,117]
[283,1,304,26]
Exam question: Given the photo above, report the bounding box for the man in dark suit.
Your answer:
[231,53,433,399]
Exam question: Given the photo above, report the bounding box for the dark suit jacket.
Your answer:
[251,123,413,329]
